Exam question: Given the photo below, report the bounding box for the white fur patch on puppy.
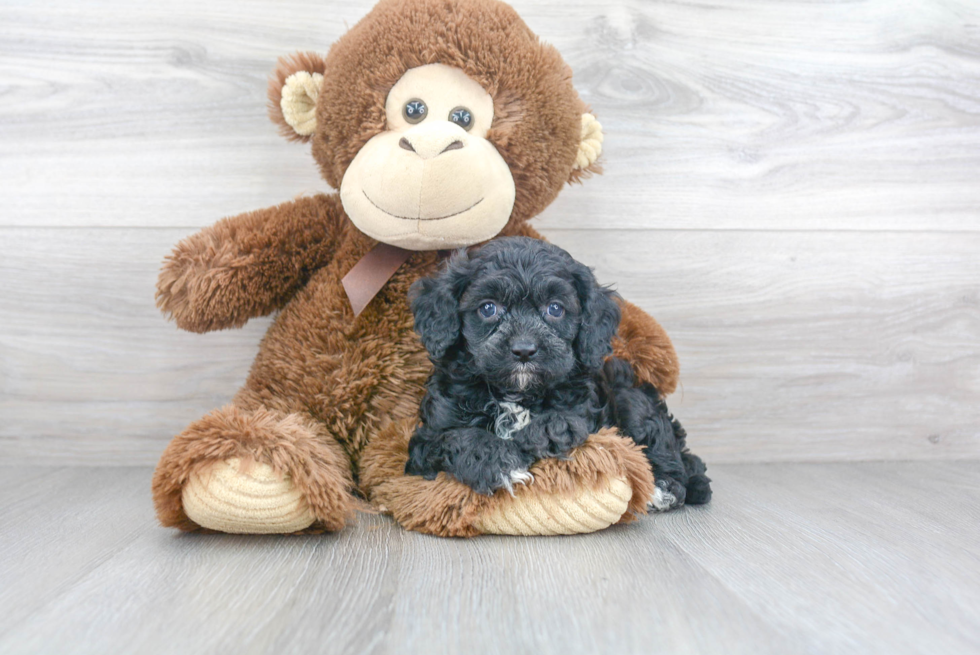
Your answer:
[494,401,531,440]
[511,364,537,391]
[499,468,534,496]
[648,484,678,512]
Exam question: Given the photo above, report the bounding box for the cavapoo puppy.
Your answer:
[598,358,712,510]
[405,237,711,510]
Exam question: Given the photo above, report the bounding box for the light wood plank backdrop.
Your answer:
[1,0,978,465]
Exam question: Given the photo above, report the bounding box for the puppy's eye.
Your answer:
[479,302,497,318]
[547,302,565,318]
[404,99,427,124]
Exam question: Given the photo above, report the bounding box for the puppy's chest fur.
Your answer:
[478,384,600,445]
[491,399,532,440]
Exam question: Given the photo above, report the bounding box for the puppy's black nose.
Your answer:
[511,341,538,362]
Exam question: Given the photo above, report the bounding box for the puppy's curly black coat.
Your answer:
[598,358,712,509]
[407,237,711,508]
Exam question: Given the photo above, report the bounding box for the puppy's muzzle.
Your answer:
[510,339,538,363]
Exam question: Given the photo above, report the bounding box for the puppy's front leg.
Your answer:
[408,426,535,496]
[516,411,592,461]
[453,431,536,496]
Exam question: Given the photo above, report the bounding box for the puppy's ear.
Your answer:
[572,263,621,371]
[410,251,473,360]
[410,276,459,360]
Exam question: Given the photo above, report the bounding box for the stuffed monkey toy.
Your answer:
[152,0,680,536]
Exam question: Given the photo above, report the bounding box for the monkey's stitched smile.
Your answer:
[362,190,484,221]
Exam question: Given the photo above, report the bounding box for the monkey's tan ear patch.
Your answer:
[268,52,327,143]
[573,113,603,171]
[280,72,323,137]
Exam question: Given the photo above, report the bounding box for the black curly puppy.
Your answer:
[599,358,712,510]
[406,236,710,509]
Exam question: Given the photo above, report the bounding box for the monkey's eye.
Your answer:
[547,302,565,318]
[404,99,428,124]
[449,107,473,131]
[479,302,497,319]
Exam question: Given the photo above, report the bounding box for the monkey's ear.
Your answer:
[569,113,604,181]
[268,52,327,142]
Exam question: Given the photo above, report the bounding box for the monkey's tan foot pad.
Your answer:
[182,458,316,534]
[474,475,633,535]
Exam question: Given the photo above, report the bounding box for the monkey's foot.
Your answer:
[181,458,315,534]
[360,421,653,537]
[473,475,633,536]
[152,405,356,534]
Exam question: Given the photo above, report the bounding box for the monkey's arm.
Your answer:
[156,194,346,333]
[611,298,680,395]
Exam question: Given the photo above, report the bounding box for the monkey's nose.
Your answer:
[511,341,538,362]
[399,124,467,160]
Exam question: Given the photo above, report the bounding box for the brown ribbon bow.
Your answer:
[341,243,413,316]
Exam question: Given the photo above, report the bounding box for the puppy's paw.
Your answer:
[648,478,685,512]
[685,473,712,505]
[499,469,534,496]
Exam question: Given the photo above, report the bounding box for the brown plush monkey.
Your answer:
[151,0,680,536]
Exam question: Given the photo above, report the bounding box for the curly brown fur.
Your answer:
[156,195,346,333]
[612,298,680,395]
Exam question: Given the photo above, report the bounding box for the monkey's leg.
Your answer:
[361,421,653,537]
[152,404,356,534]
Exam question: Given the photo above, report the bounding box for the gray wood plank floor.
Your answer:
[2,462,978,655]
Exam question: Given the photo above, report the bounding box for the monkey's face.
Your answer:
[339,64,516,251]
[270,0,606,246]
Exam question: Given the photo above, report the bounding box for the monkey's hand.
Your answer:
[156,194,345,333]
[611,297,680,395]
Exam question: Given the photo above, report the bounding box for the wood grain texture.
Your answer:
[0,228,267,464]
[2,228,977,464]
[1,0,979,465]
[0,468,151,633]
[557,228,980,462]
[1,0,978,230]
[1,463,978,654]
